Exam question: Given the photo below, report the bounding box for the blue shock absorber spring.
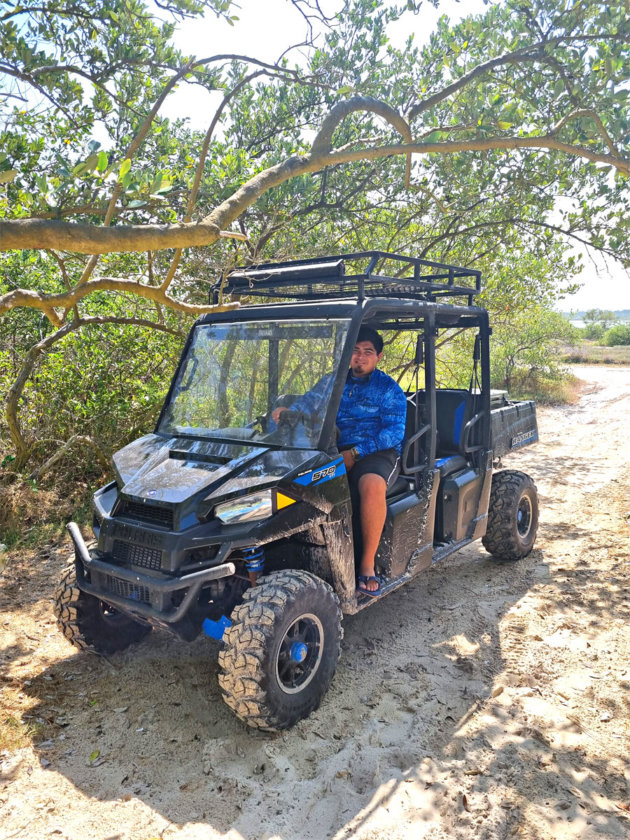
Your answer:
[243,546,265,574]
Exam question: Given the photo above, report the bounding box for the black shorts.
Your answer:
[347,448,400,489]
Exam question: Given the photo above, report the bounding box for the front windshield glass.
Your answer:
[159,319,349,448]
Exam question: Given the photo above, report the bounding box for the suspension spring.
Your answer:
[243,546,265,585]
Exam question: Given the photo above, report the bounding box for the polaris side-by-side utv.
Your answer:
[56,252,539,731]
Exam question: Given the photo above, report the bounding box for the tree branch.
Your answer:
[74,58,199,292]
[160,67,266,292]
[0,217,221,254]
[207,130,630,233]
[407,31,629,120]
[311,97,412,155]
[551,109,622,157]
[310,95,413,187]
[0,62,75,121]
[2,128,627,261]
[45,249,80,321]
[0,276,239,319]
[28,435,110,480]
[408,45,546,119]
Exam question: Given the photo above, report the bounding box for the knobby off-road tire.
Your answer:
[54,563,151,654]
[218,570,343,732]
[482,469,539,562]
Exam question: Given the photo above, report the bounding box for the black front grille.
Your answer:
[104,575,151,605]
[112,540,162,571]
[115,500,174,530]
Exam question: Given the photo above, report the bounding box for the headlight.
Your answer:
[215,490,273,524]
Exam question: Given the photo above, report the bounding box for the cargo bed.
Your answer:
[490,400,538,459]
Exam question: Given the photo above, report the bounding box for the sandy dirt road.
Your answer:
[1,364,629,840]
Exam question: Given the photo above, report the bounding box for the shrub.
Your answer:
[602,324,630,346]
[582,322,606,340]
[491,308,576,398]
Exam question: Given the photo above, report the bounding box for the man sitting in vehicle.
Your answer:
[272,326,407,596]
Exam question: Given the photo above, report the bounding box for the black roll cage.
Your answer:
[334,299,491,484]
[157,252,492,490]
[211,250,481,307]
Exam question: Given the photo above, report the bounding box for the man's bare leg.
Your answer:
[358,473,387,592]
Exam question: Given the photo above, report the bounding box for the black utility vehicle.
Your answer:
[56,252,539,731]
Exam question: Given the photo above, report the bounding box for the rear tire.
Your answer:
[218,570,342,731]
[54,563,151,654]
[482,470,538,561]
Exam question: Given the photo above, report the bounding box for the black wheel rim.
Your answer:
[276,613,324,695]
[517,494,533,538]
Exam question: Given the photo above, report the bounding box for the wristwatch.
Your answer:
[350,446,361,461]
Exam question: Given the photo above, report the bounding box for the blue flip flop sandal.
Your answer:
[357,574,383,597]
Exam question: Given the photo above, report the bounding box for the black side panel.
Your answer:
[321,509,355,612]
[490,401,538,458]
[438,468,483,543]
[377,469,437,578]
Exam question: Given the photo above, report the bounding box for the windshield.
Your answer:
[159,319,349,448]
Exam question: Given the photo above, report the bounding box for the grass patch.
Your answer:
[0,713,44,752]
[506,372,582,405]
[496,365,583,405]
[559,341,630,365]
[0,481,93,550]
[532,374,583,405]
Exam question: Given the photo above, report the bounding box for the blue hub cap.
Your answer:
[290,642,308,663]
[276,613,324,695]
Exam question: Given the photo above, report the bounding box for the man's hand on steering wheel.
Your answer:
[271,406,288,423]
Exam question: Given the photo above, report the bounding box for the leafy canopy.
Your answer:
[0,0,629,472]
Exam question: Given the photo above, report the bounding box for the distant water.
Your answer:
[568,319,629,328]
[560,313,630,329]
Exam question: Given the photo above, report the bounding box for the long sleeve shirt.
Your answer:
[292,368,407,456]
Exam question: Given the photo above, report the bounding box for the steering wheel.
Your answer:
[276,409,302,430]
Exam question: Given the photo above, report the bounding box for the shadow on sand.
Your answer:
[2,532,627,840]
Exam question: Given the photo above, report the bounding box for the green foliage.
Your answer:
[0,309,187,474]
[584,308,616,329]
[1,0,628,490]
[602,323,630,346]
[582,310,630,343]
[0,0,230,222]
[582,321,606,340]
[490,308,578,398]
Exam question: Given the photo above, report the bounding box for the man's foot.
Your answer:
[357,574,383,597]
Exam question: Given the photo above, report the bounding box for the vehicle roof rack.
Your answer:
[210,251,482,306]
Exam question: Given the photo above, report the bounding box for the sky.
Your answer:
[558,253,630,313]
[167,0,629,311]
[167,0,489,123]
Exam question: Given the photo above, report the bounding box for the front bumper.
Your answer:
[67,522,236,624]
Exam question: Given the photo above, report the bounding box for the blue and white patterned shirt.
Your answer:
[292,368,407,456]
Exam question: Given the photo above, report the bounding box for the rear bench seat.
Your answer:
[387,389,480,496]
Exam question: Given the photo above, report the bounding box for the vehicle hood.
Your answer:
[112,434,317,505]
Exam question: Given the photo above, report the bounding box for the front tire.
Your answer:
[54,563,151,654]
[482,470,539,561]
[218,570,342,731]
